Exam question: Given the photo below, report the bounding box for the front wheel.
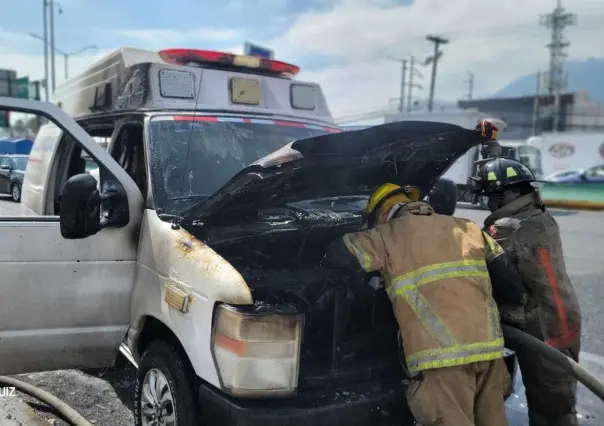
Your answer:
[10,183,21,202]
[134,340,199,426]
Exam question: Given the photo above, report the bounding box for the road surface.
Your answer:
[1,201,603,425]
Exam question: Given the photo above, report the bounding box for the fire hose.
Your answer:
[501,324,604,402]
[0,375,93,426]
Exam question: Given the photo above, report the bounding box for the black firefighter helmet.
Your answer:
[469,157,536,195]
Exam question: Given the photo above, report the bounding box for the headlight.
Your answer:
[211,304,303,398]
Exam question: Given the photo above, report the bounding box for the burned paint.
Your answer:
[165,226,253,305]
[175,238,195,255]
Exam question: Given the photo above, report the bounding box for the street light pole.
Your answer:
[63,46,97,79]
[30,33,96,83]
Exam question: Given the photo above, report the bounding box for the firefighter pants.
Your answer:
[515,341,580,426]
[405,358,510,426]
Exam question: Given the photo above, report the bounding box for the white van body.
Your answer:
[527,131,604,178]
[0,48,519,426]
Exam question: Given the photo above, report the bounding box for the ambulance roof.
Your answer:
[53,47,335,125]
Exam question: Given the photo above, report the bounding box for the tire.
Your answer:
[134,340,199,426]
[10,183,21,202]
[428,178,457,216]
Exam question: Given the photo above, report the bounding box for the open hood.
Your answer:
[182,121,488,223]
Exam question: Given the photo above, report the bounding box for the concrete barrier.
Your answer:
[539,183,604,210]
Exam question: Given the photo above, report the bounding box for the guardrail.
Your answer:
[539,182,604,210]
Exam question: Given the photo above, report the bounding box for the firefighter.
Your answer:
[472,119,503,206]
[476,119,503,159]
[323,183,527,426]
[471,156,582,426]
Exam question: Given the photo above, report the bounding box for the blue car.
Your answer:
[546,165,604,184]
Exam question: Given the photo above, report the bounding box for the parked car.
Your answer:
[546,165,604,184]
[0,154,28,202]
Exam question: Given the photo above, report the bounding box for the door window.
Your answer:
[109,121,148,199]
[0,158,10,169]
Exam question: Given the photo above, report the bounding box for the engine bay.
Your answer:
[190,202,403,388]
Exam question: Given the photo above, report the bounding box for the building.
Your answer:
[458,90,604,140]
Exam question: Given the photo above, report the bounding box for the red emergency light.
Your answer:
[158,48,300,77]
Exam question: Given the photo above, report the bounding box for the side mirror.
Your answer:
[60,173,102,239]
[0,164,10,170]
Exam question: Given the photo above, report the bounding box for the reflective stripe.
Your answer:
[389,260,489,295]
[400,284,457,347]
[342,234,372,271]
[406,339,505,374]
[387,260,501,374]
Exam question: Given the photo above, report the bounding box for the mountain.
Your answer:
[493,58,604,102]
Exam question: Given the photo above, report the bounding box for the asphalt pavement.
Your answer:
[1,199,603,425]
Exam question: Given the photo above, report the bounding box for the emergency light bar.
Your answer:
[158,49,300,78]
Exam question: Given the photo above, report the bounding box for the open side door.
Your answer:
[0,97,144,375]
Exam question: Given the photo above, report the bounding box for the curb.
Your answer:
[543,199,604,211]
[0,393,49,425]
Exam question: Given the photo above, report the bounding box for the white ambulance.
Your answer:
[0,47,518,426]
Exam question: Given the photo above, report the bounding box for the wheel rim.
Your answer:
[141,368,176,426]
[12,185,20,201]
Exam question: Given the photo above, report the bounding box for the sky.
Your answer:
[1,0,604,123]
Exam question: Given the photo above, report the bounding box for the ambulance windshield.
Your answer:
[148,115,335,215]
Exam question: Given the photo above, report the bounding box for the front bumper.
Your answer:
[198,378,412,426]
[198,349,518,426]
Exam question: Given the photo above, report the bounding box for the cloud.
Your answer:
[2,0,604,123]
[266,0,604,119]
[112,28,241,45]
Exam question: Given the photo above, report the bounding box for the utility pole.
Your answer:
[406,56,423,112]
[49,0,56,93]
[532,72,543,136]
[424,35,449,112]
[42,0,49,101]
[465,71,474,100]
[398,59,407,112]
[540,0,576,132]
[48,0,63,94]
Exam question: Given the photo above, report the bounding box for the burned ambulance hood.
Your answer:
[182,121,487,223]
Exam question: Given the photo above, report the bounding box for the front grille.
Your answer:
[298,282,402,389]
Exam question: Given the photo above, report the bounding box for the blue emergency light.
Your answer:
[244,42,274,59]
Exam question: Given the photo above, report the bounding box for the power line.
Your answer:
[424,35,448,112]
